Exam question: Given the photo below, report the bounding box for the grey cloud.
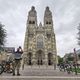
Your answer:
[0,0,80,57]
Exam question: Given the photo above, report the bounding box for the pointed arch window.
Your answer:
[49,22,51,24]
[37,36,44,48]
[47,33,51,39]
[46,21,51,24]
[32,21,35,24]
[29,21,35,24]
[46,21,48,24]
[29,21,32,24]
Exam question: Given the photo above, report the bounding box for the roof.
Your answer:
[2,47,15,53]
[76,49,80,54]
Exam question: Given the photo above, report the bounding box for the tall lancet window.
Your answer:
[37,35,44,48]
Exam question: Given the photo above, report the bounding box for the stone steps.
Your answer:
[1,66,80,80]
[0,76,80,80]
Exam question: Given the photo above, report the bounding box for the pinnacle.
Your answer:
[39,22,42,27]
[46,6,49,10]
[31,6,35,11]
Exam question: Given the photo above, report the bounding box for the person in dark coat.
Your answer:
[12,46,23,76]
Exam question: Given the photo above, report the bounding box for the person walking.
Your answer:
[12,46,23,76]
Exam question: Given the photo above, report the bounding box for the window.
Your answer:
[37,36,44,48]
[29,21,35,24]
[32,21,35,24]
[29,21,31,24]
[46,21,51,24]
[49,22,51,24]
[46,21,48,24]
[28,33,33,38]
[47,34,51,39]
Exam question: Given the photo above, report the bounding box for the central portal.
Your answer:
[36,50,45,65]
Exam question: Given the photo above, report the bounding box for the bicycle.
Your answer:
[0,60,13,75]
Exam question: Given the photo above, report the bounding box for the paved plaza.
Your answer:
[0,66,80,80]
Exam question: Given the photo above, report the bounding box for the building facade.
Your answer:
[0,47,15,62]
[24,6,57,68]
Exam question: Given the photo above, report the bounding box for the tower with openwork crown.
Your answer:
[24,6,57,69]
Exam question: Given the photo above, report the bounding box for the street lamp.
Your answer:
[73,48,78,75]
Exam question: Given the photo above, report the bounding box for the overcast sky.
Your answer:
[0,0,80,57]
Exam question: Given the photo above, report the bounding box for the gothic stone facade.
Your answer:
[24,6,57,67]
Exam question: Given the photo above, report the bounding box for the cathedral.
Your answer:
[24,6,57,68]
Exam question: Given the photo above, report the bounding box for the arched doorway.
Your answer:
[48,53,53,65]
[36,50,44,65]
[27,52,32,65]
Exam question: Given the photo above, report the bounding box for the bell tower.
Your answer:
[27,6,37,27]
[44,6,53,28]
[24,6,37,64]
[44,6,57,68]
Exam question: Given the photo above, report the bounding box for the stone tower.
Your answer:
[24,6,57,69]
